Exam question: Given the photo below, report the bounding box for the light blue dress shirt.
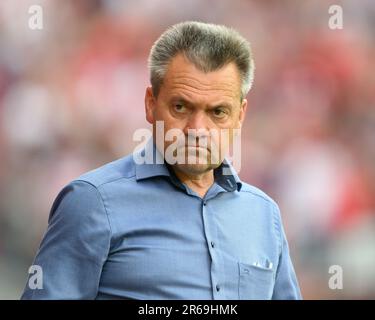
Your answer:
[21,139,301,300]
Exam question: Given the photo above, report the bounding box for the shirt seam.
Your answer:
[239,189,277,206]
[81,174,137,189]
[272,204,283,256]
[74,179,113,237]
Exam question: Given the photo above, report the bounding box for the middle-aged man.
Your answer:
[21,21,302,299]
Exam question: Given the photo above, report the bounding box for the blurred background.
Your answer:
[0,0,374,299]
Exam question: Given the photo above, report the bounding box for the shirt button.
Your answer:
[210,241,215,248]
[203,201,207,206]
[216,284,220,292]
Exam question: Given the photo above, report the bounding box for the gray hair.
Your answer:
[148,21,255,99]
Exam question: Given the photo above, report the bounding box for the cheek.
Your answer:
[156,112,186,140]
[211,128,235,149]
[154,104,177,122]
[152,105,166,120]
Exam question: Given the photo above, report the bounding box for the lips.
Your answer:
[183,145,210,151]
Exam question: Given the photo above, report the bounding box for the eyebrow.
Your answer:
[211,103,233,109]
[170,97,190,105]
[170,96,234,109]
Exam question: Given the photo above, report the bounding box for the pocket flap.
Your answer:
[238,262,275,299]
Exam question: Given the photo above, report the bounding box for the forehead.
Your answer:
[160,54,242,103]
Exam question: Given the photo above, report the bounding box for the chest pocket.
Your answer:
[238,262,275,300]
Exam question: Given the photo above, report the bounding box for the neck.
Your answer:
[171,167,214,198]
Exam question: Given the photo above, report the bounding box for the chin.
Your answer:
[173,163,219,176]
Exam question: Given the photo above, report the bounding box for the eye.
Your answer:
[212,107,228,118]
[174,104,186,113]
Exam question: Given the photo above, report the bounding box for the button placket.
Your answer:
[201,198,221,298]
[202,195,229,298]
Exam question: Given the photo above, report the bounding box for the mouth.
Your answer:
[183,144,210,151]
[183,146,211,155]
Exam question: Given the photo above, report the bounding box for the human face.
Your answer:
[145,53,247,176]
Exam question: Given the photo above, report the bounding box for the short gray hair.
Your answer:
[148,21,255,99]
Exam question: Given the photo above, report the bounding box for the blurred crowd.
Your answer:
[0,0,374,299]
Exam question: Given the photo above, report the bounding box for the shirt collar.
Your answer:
[134,138,242,192]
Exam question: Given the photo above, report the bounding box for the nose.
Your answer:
[183,111,210,136]
[183,111,211,149]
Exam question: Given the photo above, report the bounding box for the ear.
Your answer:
[238,98,248,128]
[145,86,156,124]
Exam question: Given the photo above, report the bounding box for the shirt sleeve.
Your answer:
[21,180,111,299]
[272,206,303,300]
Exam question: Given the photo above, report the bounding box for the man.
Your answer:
[21,21,301,299]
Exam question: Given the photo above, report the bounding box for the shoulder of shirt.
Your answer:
[239,182,283,245]
[67,156,280,211]
[72,153,136,188]
[238,182,279,209]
